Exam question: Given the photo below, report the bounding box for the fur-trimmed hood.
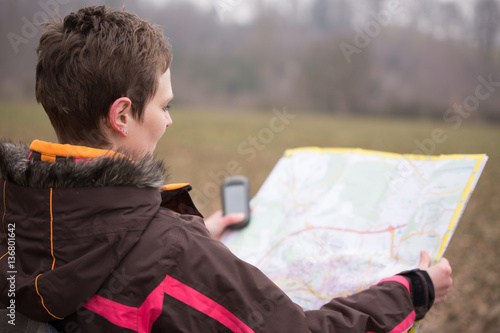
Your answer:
[0,141,168,188]
[0,140,176,321]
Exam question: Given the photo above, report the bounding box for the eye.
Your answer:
[162,104,170,112]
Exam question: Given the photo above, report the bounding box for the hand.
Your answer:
[418,251,453,304]
[204,210,246,240]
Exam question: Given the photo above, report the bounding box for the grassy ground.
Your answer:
[1,101,499,332]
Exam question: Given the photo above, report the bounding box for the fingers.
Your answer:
[206,210,245,227]
[418,250,431,269]
[204,210,246,240]
[416,251,453,305]
[437,257,452,275]
[204,210,225,239]
[223,213,246,226]
[427,257,453,304]
[207,210,223,220]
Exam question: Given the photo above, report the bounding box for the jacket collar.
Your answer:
[29,139,127,162]
[1,140,201,215]
[28,141,190,191]
[28,141,192,193]
[0,140,166,189]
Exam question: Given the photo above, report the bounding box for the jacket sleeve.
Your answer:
[166,214,434,333]
[305,272,433,332]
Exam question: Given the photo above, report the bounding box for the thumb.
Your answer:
[223,213,246,226]
[418,250,431,269]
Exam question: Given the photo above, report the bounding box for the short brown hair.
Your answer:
[35,6,172,146]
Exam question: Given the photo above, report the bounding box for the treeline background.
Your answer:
[1,0,500,120]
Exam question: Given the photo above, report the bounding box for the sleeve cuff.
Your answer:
[397,269,435,320]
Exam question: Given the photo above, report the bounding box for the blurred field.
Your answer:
[1,101,499,332]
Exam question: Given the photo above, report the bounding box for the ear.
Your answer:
[108,97,132,137]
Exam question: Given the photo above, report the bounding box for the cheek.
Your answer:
[157,123,167,138]
[153,113,168,137]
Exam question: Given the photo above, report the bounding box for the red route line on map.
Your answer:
[256,224,407,266]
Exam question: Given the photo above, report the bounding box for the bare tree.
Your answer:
[311,0,329,31]
[370,0,383,13]
[474,0,500,63]
[441,2,465,38]
[310,0,352,32]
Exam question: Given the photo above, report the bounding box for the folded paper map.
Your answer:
[221,147,488,332]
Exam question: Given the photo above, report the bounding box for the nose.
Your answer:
[165,111,172,127]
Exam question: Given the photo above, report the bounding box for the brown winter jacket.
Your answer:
[0,140,434,332]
